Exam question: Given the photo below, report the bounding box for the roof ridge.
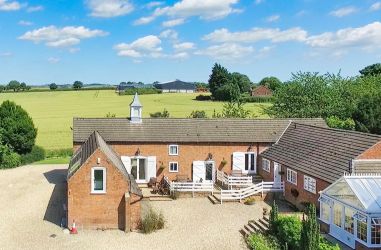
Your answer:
[291,122,381,138]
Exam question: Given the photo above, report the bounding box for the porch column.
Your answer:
[367,215,371,245]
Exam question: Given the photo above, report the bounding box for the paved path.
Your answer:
[0,164,271,250]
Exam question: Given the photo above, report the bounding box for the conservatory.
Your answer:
[319,174,381,249]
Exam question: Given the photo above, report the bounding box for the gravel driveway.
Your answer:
[0,165,269,250]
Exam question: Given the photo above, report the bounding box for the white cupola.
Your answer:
[130,93,142,123]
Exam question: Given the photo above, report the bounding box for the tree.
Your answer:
[353,93,381,134]
[300,204,320,250]
[0,85,5,92]
[0,101,37,154]
[231,72,252,93]
[73,81,83,89]
[20,82,27,91]
[8,80,20,92]
[208,63,230,99]
[49,83,58,90]
[189,110,208,118]
[150,109,170,118]
[360,63,381,77]
[269,200,279,235]
[259,76,282,91]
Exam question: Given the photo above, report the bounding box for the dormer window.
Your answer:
[169,145,179,156]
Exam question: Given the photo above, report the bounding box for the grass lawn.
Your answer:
[0,90,270,150]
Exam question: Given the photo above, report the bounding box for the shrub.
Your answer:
[188,110,208,118]
[141,208,165,234]
[247,233,279,250]
[195,94,212,101]
[0,144,21,169]
[241,96,275,103]
[301,204,320,250]
[46,148,73,158]
[275,216,302,250]
[319,238,340,250]
[269,200,279,235]
[20,145,46,164]
[150,109,170,118]
[121,88,161,95]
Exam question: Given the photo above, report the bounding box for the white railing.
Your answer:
[216,170,253,189]
[220,181,284,204]
[164,176,214,197]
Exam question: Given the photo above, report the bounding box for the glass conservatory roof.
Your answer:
[322,175,381,213]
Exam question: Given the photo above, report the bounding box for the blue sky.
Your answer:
[0,0,380,85]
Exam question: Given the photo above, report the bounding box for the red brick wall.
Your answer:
[357,140,381,160]
[67,149,141,230]
[251,85,273,97]
[258,156,331,209]
[74,142,271,181]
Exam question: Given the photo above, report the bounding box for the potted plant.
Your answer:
[159,161,165,170]
[278,171,285,175]
[263,207,268,216]
[221,159,227,167]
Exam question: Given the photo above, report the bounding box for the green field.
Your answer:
[0,90,270,150]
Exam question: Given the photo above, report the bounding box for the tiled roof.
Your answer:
[260,123,381,183]
[68,131,142,196]
[73,118,327,144]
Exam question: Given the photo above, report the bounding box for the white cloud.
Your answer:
[145,1,164,9]
[162,18,185,27]
[330,6,358,17]
[48,57,60,64]
[27,5,43,12]
[114,35,163,58]
[173,42,195,51]
[86,0,134,18]
[203,27,307,43]
[19,26,108,48]
[266,15,280,23]
[370,2,381,11]
[255,0,264,5]
[159,29,178,41]
[18,20,33,26]
[195,43,254,60]
[306,22,381,49]
[0,0,21,11]
[134,0,239,25]
[134,16,156,25]
[172,51,189,59]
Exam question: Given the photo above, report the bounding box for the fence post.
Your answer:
[192,182,194,198]
[261,180,264,197]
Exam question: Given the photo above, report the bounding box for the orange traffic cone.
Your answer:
[70,220,78,234]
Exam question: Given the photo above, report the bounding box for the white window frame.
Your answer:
[168,144,179,156]
[262,158,270,173]
[91,167,106,194]
[169,162,179,173]
[287,168,297,185]
[304,175,316,194]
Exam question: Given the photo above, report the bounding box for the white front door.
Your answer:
[274,162,281,183]
[232,152,245,172]
[193,161,205,182]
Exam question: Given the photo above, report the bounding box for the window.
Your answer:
[169,162,178,172]
[262,158,270,172]
[287,169,297,185]
[372,218,381,244]
[304,175,316,193]
[91,167,106,194]
[358,218,368,242]
[344,207,355,234]
[320,202,330,223]
[169,145,178,156]
[333,203,342,228]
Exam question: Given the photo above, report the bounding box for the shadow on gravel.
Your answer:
[43,169,67,227]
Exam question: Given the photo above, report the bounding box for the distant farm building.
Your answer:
[154,80,196,93]
[251,85,273,97]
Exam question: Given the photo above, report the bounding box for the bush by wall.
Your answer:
[275,216,302,250]
[140,208,165,234]
[0,144,21,169]
[120,88,162,95]
[247,233,279,250]
[20,145,46,165]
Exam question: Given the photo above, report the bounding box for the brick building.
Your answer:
[251,85,273,97]
[258,123,381,210]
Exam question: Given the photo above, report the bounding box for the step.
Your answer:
[240,226,253,237]
[254,221,268,232]
[257,219,269,231]
[207,195,219,204]
[262,216,270,222]
[244,224,256,235]
[149,196,172,201]
[248,221,261,233]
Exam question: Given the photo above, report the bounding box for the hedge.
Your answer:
[120,88,162,95]
[195,94,212,101]
[20,145,46,165]
[241,96,275,103]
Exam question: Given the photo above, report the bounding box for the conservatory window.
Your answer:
[344,207,355,234]
[333,203,343,228]
[372,218,381,245]
[357,219,368,242]
[320,202,330,223]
